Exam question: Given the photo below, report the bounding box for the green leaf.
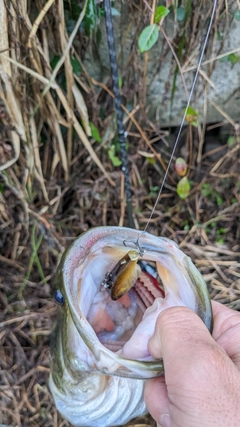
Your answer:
[70,57,82,76]
[217,196,223,206]
[185,106,198,116]
[100,6,120,17]
[177,6,185,22]
[111,7,120,16]
[99,108,105,120]
[108,146,122,166]
[228,53,240,64]
[50,55,60,69]
[84,0,97,35]
[154,6,169,23]
[86,0,97,26]
[227,136,236,146]
[138,24,159,53]
[89,122,102,142]
[234,10,240,21]
[71,4,82,21]
[118,76,123,88]
[201,183,211,197]
[185,0,192,22]
[177,176,190,199]
[185,105,199,127]
[147,156,156,165]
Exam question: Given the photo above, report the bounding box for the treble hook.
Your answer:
[123,232,145,257]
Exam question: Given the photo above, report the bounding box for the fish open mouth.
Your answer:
[87,259,165,360]
[59,226,212,379]
[73,241,191,369]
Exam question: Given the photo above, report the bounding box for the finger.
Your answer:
[212,300,240,339]
[148,306,213,365]
[144,377,169,425]
[147,306,240,426]
[148,306,233,407]
[212,300,240,369]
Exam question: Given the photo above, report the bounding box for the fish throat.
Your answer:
[88,255,164,356]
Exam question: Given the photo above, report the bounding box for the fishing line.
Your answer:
[104,0,217,255]
[133,0,218,253]
[103,0,135,229]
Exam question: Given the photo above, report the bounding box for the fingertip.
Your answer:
[144,377,169,423]
[148,307,193,358]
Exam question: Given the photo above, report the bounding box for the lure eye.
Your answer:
[54,289,64,305]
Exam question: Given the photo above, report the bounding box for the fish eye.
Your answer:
[54,289,64,305]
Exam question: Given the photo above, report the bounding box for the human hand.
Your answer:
[144,301,240,427]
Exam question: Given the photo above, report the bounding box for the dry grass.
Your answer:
[0,0,240,426]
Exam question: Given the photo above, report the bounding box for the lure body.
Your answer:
[101,249,141,300]
[49,226,212,427]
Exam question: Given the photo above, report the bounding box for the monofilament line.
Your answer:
[142,0,218,235]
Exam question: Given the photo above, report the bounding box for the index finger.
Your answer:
[211,300,240,369]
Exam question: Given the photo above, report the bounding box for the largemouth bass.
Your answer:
[49,226,212,427]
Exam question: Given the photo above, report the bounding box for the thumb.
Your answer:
[145,307,214,425]
[148,306,213,365]
[146,306,240,426]
[148,306,219,389]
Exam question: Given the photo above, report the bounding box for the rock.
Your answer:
[84,1,240,126]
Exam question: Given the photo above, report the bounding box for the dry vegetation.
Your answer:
[0,0,239,426]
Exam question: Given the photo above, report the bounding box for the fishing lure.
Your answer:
[101,251,163,301]
[101,249,141,300]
